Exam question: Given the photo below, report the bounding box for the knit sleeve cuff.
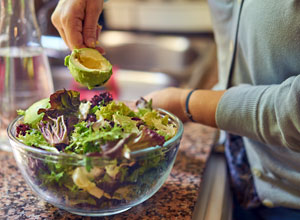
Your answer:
[216,84,269,140]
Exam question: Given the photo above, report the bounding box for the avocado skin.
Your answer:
[64,50,113,90]
[24,98,50,128]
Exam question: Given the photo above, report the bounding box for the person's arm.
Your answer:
[145,87,226,127]
[215,76,300,152]
[147,74,300,153]
[51,0,104,51]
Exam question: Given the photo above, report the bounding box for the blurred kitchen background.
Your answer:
[36,1,230,219]
[35,0,218,101]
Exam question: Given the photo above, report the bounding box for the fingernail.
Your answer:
[87,38,95,48]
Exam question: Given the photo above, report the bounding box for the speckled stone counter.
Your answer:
[0,122,216,220]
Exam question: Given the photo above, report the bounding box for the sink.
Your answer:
[43,31,216,100]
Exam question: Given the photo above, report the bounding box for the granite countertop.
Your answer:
[0,122,216,220]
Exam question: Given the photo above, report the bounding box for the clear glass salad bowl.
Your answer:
[7,109,183,216]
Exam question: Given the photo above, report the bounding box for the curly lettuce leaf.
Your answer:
[43,171,65,184]
[67,121,125,154]
[17,129,59,153]
[142,111,176,140]
[39,159,75,192]
[95,101,135,121]
[135,97,153,117]
[113,114,139,134]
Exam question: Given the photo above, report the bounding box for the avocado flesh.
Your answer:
[78,56,102,69]
[65,48,112,90]
[76,48,103,69]
[24,98,50,128]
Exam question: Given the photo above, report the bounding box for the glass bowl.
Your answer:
[7,109,183,216]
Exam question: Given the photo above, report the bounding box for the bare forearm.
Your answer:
[186,90,226,127]
[147,87,226,128]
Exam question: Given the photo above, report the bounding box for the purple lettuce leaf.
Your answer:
[38,89,80,119]
[89,127,165,158]
[16,123,30,137]
[126,127,165,151]
[37,90,80,142]
[85,134,137,158]
[90,91,113,108]
[101,134,136,158]
[38,115,69,148]
[135,97,152,110]
[65,115,79,135]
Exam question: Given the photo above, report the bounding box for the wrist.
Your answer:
[179,89,193,122]
[189,90,226,127]
[185,89,197,122]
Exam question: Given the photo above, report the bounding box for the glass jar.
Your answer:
[0,0,54,151]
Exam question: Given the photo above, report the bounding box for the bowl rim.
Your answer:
[7,108,183,160]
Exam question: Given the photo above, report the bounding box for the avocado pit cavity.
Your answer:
[64,48,113,89]
[75,48,103,69]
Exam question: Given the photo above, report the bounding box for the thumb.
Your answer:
[83,0,104,48]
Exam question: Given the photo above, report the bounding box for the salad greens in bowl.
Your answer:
[7,89,183,216]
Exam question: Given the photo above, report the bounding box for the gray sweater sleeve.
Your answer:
[216,75,300,152]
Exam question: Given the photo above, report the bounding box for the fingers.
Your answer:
[65,17,85,49]
[51,0,104,50]
[56,27,70,49]
[51,0,84,50]
[144,88,189,122]
[83,0,104,48]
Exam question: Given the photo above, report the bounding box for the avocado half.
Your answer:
[64,48,113,90]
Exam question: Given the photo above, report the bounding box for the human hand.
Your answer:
[51,0,105,52]
[144,87,191,123]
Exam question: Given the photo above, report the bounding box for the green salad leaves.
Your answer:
[16,90,178,206]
